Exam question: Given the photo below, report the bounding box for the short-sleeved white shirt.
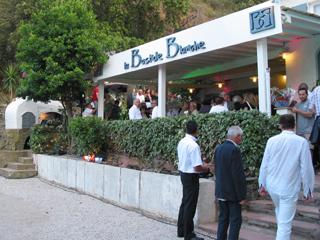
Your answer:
[177,134,203,173]
[129,105,142,120]
[151,106,159,119]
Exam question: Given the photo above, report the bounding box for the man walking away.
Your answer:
[177,120,209,240]
[259,114,314,240]
[215,126,247,240]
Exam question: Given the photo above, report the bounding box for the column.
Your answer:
[256,38,271,116]
[98,80,104,119]
[158,64,166,117]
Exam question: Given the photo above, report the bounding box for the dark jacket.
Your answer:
[310,116,320,144]
[215,140,247,201]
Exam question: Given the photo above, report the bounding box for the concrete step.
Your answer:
[243,211,320,240]
[17,157,33,164]
[247,200,320,223]
[199,222,275,240]
[0,168,37,179]
[7,162,36,170]
[258,191,320,207]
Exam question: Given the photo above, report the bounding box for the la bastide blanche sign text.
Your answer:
[124,37,206,70]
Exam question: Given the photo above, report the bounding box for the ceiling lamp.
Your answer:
[188,88,195,94]
[282,52,289,60]
[250,76,258,83]
[218,83,223,88]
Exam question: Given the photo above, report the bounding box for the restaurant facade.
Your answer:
[94,0,320,117]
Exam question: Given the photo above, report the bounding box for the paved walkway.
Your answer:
[0,177,212,240]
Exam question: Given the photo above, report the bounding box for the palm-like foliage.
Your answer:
[3,64,19,100]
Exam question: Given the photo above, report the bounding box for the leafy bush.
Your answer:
[105,111,280,177]
[30,123,68,155]
[36,111,279,177]
[69,116,108,155]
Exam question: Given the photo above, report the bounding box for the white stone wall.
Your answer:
[34,154,217,225]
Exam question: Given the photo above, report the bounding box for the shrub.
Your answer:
[69,116,108,156]
[105,111,280,177]
[30,123,68,155]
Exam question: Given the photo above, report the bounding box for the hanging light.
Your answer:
[218,83,223,88]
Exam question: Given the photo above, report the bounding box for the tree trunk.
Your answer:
[65,101,73,127]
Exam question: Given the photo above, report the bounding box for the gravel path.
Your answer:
[0,177,213,240]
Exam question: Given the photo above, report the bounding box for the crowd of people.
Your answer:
[127,89,258,120]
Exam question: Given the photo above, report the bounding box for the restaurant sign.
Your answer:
[124,37,206,70]
[250,6,275,34]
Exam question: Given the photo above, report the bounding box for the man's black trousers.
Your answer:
[177,172,199,240]
[217,200,242,240]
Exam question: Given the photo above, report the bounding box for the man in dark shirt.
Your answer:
[215,126,247,240]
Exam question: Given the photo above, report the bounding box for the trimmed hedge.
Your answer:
[104,110,280,177]
[34,111,279,176]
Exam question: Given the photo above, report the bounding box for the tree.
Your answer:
[16,0,107,123]
[0,0,46,73]
[91,0,191,43]
[3,64,20,100]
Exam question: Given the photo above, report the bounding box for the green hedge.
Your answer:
[30,124,68,155]
[43,111,280,176]
[105,110,280,176]
[69,116,108,156]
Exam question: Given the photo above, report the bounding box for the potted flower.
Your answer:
[271,87,296,115]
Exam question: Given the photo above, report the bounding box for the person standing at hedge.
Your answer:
[259,114,314,240]
[151,100,159,119]
[292,88,315,167]
[177,120,209,240]
[128,99,142,120]
[215,126,247,240]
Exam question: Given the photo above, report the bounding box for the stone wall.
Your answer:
[5,129,31,150]
[0,104,31,150]
[0,104,7,150]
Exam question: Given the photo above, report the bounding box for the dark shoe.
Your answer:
[190,237,204,240]
[186,234,204,240]
[177,233,184,238]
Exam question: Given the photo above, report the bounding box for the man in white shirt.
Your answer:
[259,114,314,240]
[128,99,142,120]
[82,101,96,117]
[209,97,228,114]
[151,100,159,119]
[177,120,209,240]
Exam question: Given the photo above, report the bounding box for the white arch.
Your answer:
[5,98,63,129]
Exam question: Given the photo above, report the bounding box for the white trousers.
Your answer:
[269,191,298,240]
